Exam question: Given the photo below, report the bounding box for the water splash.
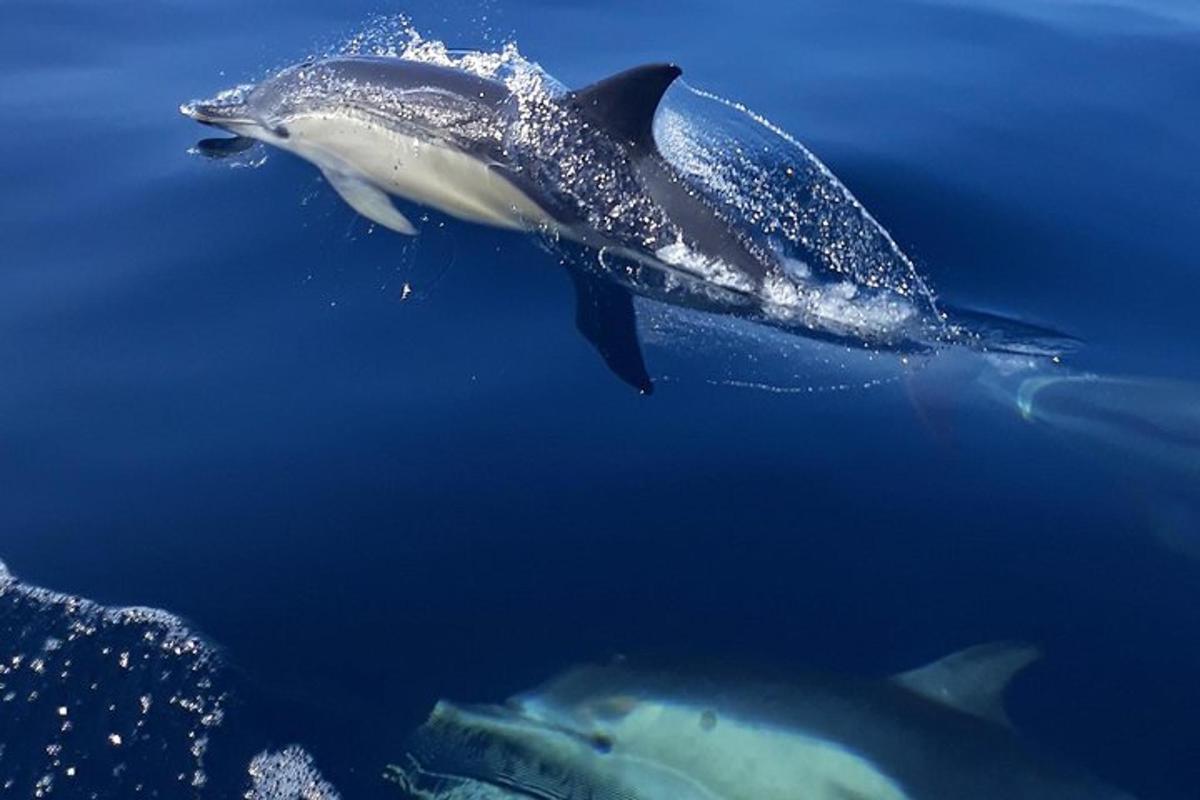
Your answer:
[246,747,340,800]
[656,85,939,329]
[639,298,914,394]
[0,560,225,795]
[0,560,340,799]
[336,15,531,84]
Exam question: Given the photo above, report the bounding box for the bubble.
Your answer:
[245,746,340,800]
[653,89,940,342]
[0,561,342,799]
[0,560,227,797]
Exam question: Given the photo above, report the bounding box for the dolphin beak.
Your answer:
[180,84,258,130]
[179,101,255,128]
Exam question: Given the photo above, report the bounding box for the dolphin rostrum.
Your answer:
[386,644,1136,800]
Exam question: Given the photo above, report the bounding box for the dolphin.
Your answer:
[182,57,787,393]
[385,644,1136,800]
[186,56,1033,393]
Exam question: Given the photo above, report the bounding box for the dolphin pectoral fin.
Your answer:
[321,169,417,235]
[568,269,654,395]
[893,642,1041,728]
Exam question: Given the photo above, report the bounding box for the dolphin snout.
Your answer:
[180,83,258,129]
[180,100,254,128]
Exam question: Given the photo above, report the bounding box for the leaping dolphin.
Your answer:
[183,58,784,392]
[182,56,1061,392]
[386,644,1137,800]
[184,55,1070,391]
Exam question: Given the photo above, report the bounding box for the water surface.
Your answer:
[1,1,1198,797]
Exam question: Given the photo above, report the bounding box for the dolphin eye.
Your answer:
[273,124,291,139]
[589,734,613,754]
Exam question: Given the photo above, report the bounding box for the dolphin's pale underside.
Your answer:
[386,643,1135,800]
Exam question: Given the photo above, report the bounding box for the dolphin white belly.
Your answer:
[601,699,910,800]
[283,111,557,231]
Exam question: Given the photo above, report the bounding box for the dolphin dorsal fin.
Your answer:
[568,63,682,151]
[892,642,1041,728]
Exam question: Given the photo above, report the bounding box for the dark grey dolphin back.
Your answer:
[244,57,516,165]
[310,57,512,104]
[253,57,512,112]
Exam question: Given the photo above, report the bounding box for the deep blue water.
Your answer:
[1,1,1199,798]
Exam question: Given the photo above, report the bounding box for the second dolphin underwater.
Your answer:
[182,54,1071,394]
[385,644,1136,800]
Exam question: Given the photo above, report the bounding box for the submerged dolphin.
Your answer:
[387,644,1135,800]
[185,56,1027,392]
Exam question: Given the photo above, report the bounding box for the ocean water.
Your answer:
[1,1,1199,798]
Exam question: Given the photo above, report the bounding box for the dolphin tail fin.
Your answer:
[568,268,654,394]
[567,64,682,152]
[893,642,1041,728]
